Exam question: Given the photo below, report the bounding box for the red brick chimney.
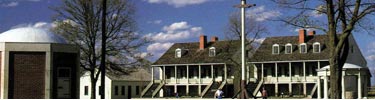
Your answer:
[299,29,306,44]
[308,30,316,36]
[211,36,218,42]
[199,35,207,50]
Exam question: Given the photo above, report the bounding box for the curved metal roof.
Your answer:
[0,27,66,43]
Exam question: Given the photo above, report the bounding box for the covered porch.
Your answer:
[317,63,371,99]
[141,63,234,98]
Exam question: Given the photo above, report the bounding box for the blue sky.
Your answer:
[1,0,375,83]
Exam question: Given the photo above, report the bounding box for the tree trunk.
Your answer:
[329,54,341,98]
[90,71,97,99]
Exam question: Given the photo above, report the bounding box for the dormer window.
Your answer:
[313,42,321,53]
[209,47,216,57]
[272,44,280,54]
[285,43,292,54]
[300,43,307,53]
[175,48,182,58]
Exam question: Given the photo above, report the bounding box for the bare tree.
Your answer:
[52,0,150,98]
[271,0,375,98]
[224,11,267,98]
[224,12,267,47]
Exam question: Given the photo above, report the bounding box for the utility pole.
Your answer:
[100,0,107,99]
[234,0,255,99]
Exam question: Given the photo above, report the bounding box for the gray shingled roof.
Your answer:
[106,68,151,81]
[249,35,331,62]
[153,40,242,65]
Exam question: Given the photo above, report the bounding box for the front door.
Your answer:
[57,68,71,98]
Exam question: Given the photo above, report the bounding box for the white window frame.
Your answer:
[175,48,182,58]
[209,47,216,57]
[285,43,292,54]
[300,43,307,53]
[272,44,279,54]
[313,42,321,53]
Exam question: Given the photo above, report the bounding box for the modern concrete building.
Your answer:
[141,35,244,98]
[80,68,151,99]
[0,27,80,99]
[249,29,371,99]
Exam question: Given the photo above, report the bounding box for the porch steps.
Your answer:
[252,79,264,97]
[203,81,220,98]
[201,81,214,98]
[140,82,153,98]
[151,82,165,98]
[307,83,318,98]
[202,80,227,98]
[140,82,161,98]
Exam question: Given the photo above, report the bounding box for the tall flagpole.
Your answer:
[234,0,255,99]
[100,0,107,99]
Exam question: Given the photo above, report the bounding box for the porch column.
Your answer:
[198,65,201,96]
[261,63,264,78]
[187,65,189,80]
[317,76,321,99]
[323,70,328,99]
[275,63,279,96]
[289,62,292,81]
[289,83,292,96]
[341,70,345,99]
[303,62,306,81]
[175,65,177,93]
[211,65,214,79]
[358,70,362,99]
[275,84,278,97]
[303,83,306,97]
[163,66,165,81]
[275,63,278,82]
[317,61,320,70]
[186,65,189,96]
[152,66,154,82]
[303,62,306,97]
[289,62,292,95]
[224,64,227,80]
[175,65,177,83]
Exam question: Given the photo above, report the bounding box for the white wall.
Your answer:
[80,72,112,99]
[80,72,150,99]
[111,81,149,99]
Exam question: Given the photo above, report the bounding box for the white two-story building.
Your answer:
[249,29,371,99]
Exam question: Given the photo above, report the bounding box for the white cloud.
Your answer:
[11,22,56,30]
[366,42,375,62]
[147,42,174,52]
[1,2,18,7]
[1,0,42,7]
[145,21,203,42]
[144,21,204,60]
[144,0,211,8]
[367,55,375,61]
[147,42,174,58]
[162,21,190,32]
[246,6,281,22]
[148,20,162,25]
